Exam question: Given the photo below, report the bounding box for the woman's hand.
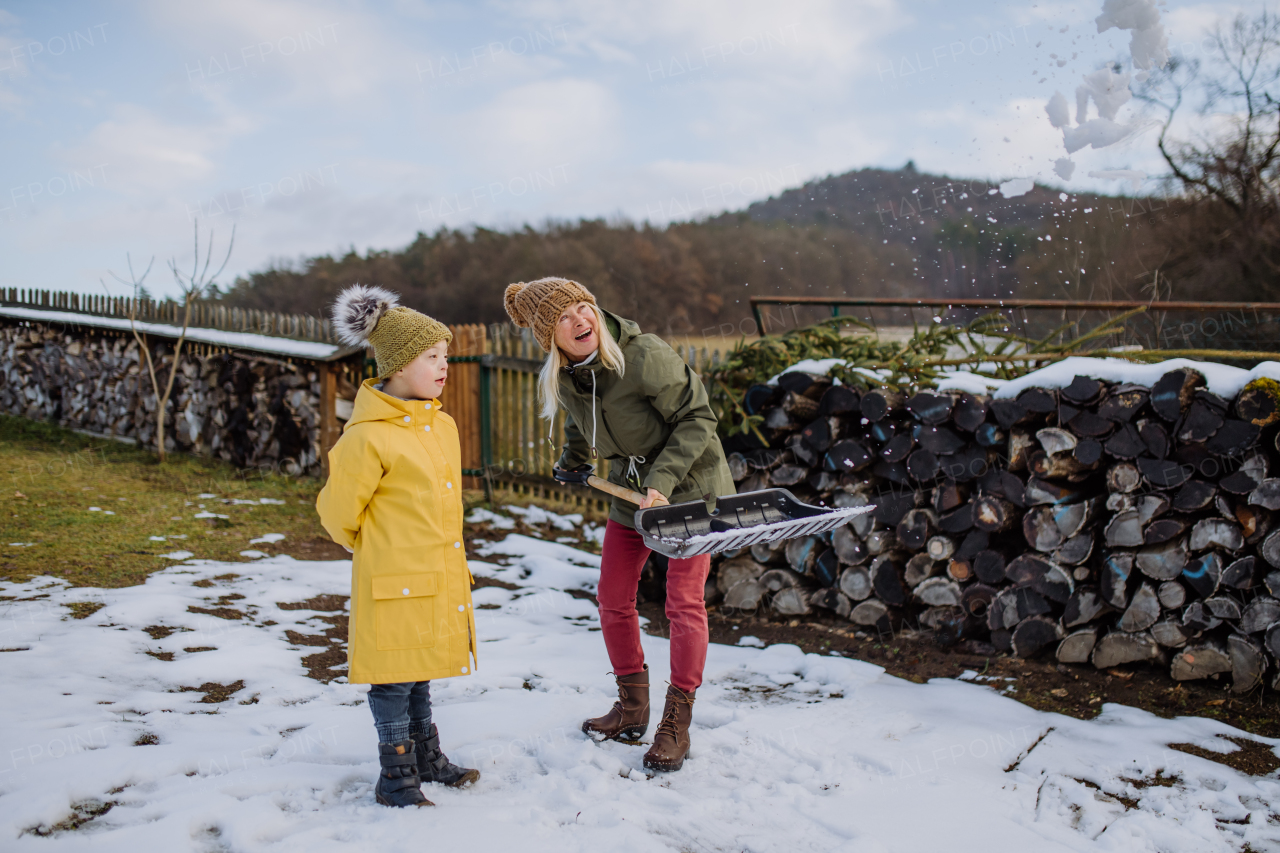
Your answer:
[639,488,669,509]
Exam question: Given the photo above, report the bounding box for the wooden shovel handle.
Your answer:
[586,475,648,506]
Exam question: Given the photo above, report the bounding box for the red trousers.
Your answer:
[597,519,712,692]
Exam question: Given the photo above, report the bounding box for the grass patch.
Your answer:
[0,414,329,588]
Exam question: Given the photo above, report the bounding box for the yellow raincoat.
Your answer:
[316,378,475,684]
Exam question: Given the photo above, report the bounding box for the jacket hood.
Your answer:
[605,310,641,350]
[346,377,443,429]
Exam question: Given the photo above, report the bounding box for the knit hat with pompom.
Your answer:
[331,284,452,378]
[503,277,597,353]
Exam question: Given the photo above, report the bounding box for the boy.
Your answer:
[317,284,479,808]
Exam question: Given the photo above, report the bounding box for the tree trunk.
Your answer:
[1057,627,1099,664]
[1117,583,1161,632]
[1135,537,1189,581]
[897,508,937,550]
[1240,596,1280,633]
[914,577,962,607]
[723,580,766,611]
[1091,630,1161,668]
[1228,633,1267,693]
[1150,368,1204,422]
[960,583,998,620]
[716,556,767,594]
[906,391,955,425]
[1063,586,1109,628]
[1012,615,1061,658]
[1235,377,1280,426]
[861,389,904,422]
[850,598,890,629]
[973,495,1017,532]
[772,586,812,617]
[809,587,852,618]
[1171,641,1232,681]
[838,566,873,601]
[832,525,868,565]
[1151,619,1191,648]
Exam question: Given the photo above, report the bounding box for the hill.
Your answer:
[216,165,1164,338]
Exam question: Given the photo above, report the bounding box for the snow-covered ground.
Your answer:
[2,506,1279,852]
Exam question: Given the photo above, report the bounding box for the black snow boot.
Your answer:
[375,740,433,807]
[412,725,480,788]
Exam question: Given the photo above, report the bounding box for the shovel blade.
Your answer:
[633,488,874,560]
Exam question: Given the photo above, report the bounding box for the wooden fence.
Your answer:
[3,288,732,508]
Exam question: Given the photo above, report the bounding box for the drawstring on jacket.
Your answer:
[555,358,646,492]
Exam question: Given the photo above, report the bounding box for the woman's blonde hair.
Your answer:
[538,302,626,419]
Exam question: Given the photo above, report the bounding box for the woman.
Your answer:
[503,277,734,772]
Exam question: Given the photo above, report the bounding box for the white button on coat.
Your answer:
[454,541,461,548]
[403,415,411,422]
[446,482,453,489]
[461,667,468,674]
[423,425,431,432]
[457,604,465,612]
[402,588,410,596]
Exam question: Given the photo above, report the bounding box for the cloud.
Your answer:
[449,78,621,174]
[56,104,256,194]
[144,0,402,103]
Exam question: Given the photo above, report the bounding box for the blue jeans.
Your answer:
[367,681,432,745]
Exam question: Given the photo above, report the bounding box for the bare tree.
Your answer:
[1138,10,1280,293]
[103,221,235,462]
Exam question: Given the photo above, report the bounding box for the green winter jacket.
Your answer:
[556,311,735,529]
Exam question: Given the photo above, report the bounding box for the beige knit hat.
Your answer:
[503,277,597,352]
[331,284,452,378]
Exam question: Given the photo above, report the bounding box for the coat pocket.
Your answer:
[371,573,439,651]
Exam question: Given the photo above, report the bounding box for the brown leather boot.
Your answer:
[643,684,695,772]
[582,665,649,743]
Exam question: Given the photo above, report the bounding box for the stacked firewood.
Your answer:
[1,323,324,476]
[713,366,1280,691]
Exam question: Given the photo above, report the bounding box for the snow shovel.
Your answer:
[554,466,874,560]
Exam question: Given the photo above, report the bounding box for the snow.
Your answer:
[192,512,229,520]
[1045,0,1169,175]
[934,371,1009,394]
[1,508,1279,850]
[736,636,765,648]
[0,306,343,360]
[239,550,268,559]
[465,508,516,530]
[1062,117,1153,154]
[249,534,286,545]
[766,358,848,385]
[999,178,1035,199]
[1096,0,1170,70]
[1077,66,1132,122]
[504,505,582,531]
[992,356,1280,399]
[1045,92,1071,128]
[157,551,194,560]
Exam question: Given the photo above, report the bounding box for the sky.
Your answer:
[0,0,1259,300]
